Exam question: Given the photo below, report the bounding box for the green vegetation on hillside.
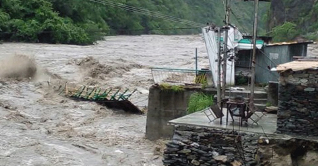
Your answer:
[267,0,318,42]
[0,0,108,45]
[270,22,299,42]
[0,0,270,45]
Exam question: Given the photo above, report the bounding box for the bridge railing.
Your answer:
[151,67,210,85]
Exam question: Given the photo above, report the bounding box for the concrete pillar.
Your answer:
[145,85,200,140]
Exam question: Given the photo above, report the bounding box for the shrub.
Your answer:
[170,85,185,92]
[304,32,318,41]
[235,73,248,85]
[187,92,214,114]
[266,102,272,107]
[159,83,185,92]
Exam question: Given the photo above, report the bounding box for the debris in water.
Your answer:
[57,82,143,114]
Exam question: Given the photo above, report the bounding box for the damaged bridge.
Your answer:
[55,83,143,114]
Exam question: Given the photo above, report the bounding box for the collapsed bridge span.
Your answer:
[55,83,142,114]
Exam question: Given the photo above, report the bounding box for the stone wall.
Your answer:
[163,125,318,166]
[257,136,318,166]
[163,126,262,166]
[267,81,278,106]
[277,69,318,136]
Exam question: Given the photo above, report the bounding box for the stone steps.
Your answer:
[255,103,266,110]
[224,91,268,110]
[225,97,268,104]
[206,87,268,110]
[224,90,267,99]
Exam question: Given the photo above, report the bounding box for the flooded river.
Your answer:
[0,35,209,166]
[0,35,317,166]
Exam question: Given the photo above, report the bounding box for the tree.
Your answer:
[270,22,299,42]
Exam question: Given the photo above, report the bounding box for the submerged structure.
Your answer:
[56,82,142,114]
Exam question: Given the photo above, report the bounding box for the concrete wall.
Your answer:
[146,85,202,140]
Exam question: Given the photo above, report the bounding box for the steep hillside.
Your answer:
[183,0,270,35]
[0,0,269,45]
[267,0,318,41]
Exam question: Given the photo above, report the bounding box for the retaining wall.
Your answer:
[163,125,318,166]
[277,69,318,136]
[163,125,262,166]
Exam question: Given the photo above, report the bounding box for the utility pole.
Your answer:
[217,27,222,108]
[249,0,259,112]
[222,0,230,99]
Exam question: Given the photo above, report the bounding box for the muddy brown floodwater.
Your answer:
[0,35,317,166]
[0,35,209,166]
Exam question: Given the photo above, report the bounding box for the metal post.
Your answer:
[195,48,198,75]
[225,0,230,25]
[222,30,228,99]
[217,27,222,108]
[222,0,230,99]
[250,0,259,113]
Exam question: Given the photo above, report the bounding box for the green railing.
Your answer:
[57,83,136,101]
[151,67,210,85]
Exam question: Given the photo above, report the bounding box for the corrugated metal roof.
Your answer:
[266,41,313,47]
[276,60,318,72]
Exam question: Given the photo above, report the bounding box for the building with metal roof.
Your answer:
[235,41,313,83]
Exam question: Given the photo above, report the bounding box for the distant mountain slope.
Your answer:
[267,0,318,41]
[183,0,270,35]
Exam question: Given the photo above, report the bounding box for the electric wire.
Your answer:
[255,62,279,79]
[0,0,206,35]
[0,27,202,35]
[258,48,278,66]
[230,5,251,35]
[88,0,205,27]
